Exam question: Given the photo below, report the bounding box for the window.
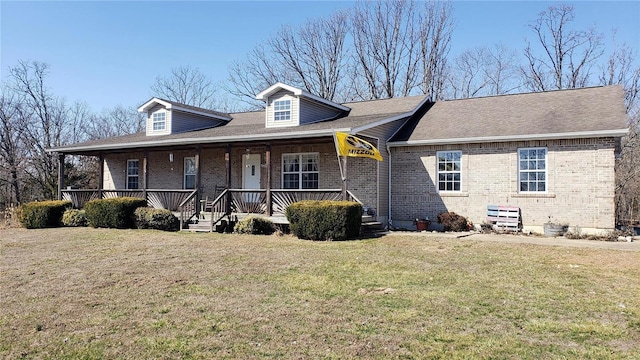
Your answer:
[152,112,166,131]
[437,151,461,191]
[184,157,196,189]
[273,99,291,121]
[127,159,139,189]
[518,147,547,192]
[282,153,319,189]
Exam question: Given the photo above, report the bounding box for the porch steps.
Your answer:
[183,213,385,235]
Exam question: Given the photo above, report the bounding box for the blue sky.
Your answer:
[2,1,639,112]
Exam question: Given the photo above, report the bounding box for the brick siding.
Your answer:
[390,138,617,233]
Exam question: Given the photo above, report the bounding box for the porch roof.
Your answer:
[49,95,427,155]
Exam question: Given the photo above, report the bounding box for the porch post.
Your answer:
[57,153,65,200]
[266,144,272,216]
[225,144,232,214]
[195,147,201,216]
[98,153,104,199]
[143,151,149,202]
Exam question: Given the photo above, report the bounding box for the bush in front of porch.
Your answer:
[234,216,276,235]
[134,208,179,232]
[84,197,147,229]
[286,200,362,241]
[17,200,71,229]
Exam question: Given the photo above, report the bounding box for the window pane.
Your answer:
[301,173,318,189]
[184,158,196,175]
[185,174,195,189]
[537,160,545,170]
[283,174,299,189]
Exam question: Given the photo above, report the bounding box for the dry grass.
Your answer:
[1,228,639,359]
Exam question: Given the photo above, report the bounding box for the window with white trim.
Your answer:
[184,157,196,189]
[126,159,139,189]
[437,151,462,191]
[273,99,291,121]
[282,153,319,189]
[518,147,547,192]
[152,112,166,131]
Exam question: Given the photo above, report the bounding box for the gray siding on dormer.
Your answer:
[299,98,342,124]
[146,104,171,136]
[172,110,226,133]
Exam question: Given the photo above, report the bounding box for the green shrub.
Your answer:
[18,200,71,229]
[234,216,276,235]
[62,209,88,227]
[437,211,473,232]
[286,200,362,241]
[84,197,147,229]
[134,207,179,232]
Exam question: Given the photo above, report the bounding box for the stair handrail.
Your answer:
[178,189,199,228]
[206,189,231,232]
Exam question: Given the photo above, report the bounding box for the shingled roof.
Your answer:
[390,85,628,145]
[50,95,426,154]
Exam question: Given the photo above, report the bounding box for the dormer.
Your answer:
[137,98,232,136]
[256,83,350,128]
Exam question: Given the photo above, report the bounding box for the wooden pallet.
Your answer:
[486,205,521,231]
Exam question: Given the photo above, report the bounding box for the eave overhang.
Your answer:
[47,127,353,154]
[255,82,351,112]
[137,98,232,121]
[387,128,629,147]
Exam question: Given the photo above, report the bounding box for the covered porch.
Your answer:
[56,138,373,231]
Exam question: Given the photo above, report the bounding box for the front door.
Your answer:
[242,154,261,189]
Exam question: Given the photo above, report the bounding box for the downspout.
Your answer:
[387,143,392,229]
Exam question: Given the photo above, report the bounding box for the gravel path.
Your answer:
[387,231,640,251]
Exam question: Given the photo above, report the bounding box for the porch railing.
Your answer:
[62,188,363,231]
[61,189,194,211]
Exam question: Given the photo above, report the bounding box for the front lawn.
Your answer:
[1,228,638,359]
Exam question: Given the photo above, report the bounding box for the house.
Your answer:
[48,83,628,234]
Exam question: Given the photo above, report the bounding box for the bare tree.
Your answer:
[521,4,604,91]
[8,60,67,200]
[418,0,453,100]
[448,44,520,99]
[151,65,220,109]
[83,105,144,140]
[350,0,420,99]
[269,12,349,101]
[0,91,27,206]
[226,45,287,109]
[600,37,640,225]
[448,47,490,99]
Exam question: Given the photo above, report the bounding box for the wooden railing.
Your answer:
[178,190,198,229]
[62,190,101,208]
[272,189,345,215]
[62,188,363,231]
[205,190,231,232]
[61,189,194,211]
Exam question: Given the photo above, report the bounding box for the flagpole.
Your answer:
[333,131,348,200]
[342,156,347,200]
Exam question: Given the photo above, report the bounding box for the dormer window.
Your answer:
[152,112,166,131]
[274,100,291,121]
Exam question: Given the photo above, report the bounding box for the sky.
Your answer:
[1,1,639,112]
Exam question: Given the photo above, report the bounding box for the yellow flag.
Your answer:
[334,132,383,161]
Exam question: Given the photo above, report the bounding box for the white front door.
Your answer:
[242,154,261,189]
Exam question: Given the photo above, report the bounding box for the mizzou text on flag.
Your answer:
[334,132,383,161]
